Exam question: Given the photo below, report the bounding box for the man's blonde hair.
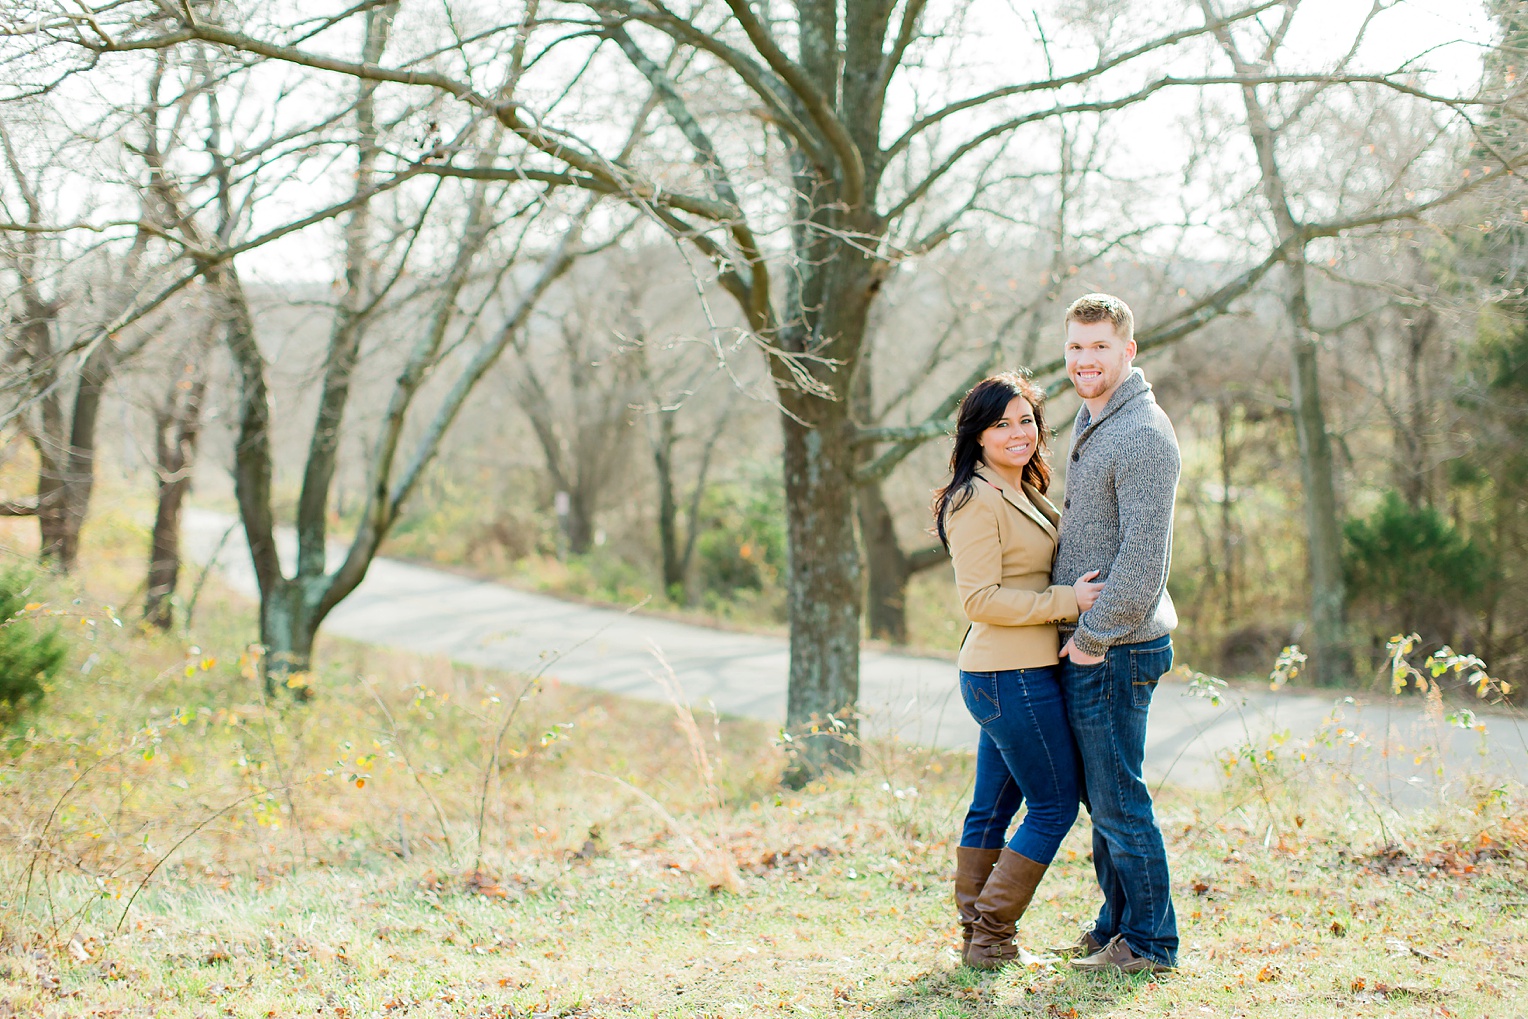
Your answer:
[1064,293,1134,342]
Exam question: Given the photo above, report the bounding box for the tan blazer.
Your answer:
[946,468,1079,671]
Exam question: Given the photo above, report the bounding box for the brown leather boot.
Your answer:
[954,847,1002,964]
[965,848,1048,970]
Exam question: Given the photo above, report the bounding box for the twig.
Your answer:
[180,520,237,636]
[365,678,455,863]
[472,602,647,867]
[111,781,309,936]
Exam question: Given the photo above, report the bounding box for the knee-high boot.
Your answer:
[954,847,1002,964]
[966,848,1048,970]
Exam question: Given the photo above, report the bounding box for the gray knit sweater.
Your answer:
[1051,367,1180,657]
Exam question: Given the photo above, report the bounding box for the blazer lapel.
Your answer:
[1022,482,1061,538]
[977,470,1058,541]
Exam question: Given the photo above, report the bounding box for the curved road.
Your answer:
[185,509,1528,796]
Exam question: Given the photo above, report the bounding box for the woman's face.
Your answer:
[978,396,1038,474]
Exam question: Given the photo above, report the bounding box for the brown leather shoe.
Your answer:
[965,848,1048,971]
[954,847,1002,964]
[1054,929,1103,959]
[1069,934,1174,975]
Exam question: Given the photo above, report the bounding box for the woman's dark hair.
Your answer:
[932,371,1052,550]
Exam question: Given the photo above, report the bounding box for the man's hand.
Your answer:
[1060,637,1105,666]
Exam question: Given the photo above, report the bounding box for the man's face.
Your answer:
[1065,319,1136,404]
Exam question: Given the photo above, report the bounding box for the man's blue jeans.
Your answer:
[957,665,1079,864]
[1061,635,1178,967]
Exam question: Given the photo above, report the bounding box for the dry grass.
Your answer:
[0,507,1525,1018]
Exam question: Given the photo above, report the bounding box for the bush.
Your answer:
[0,567,67,726]
[695,475,786,601]
[1344,491,1489,645]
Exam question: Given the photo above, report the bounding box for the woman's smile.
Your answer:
[980,396,1039,475]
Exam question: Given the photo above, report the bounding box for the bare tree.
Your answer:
[0,112,167,570]
[513,273,645,557]
[59,0,1320,774]
[628,313,737,604]
[30,0,1518,754]
[1196,0,1525,680]
[144,322,212,629]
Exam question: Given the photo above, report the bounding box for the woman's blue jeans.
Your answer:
[957,665,1080,864]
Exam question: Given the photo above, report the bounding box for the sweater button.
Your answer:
[1071,451,1079,462]
[1064,498,1070,508]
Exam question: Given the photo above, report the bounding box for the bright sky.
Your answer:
[7,1,1499,284]
[244,0,1498,283]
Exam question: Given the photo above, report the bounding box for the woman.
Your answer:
[933,372,1102,971]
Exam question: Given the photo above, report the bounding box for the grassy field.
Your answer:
[1,517,1526,1018]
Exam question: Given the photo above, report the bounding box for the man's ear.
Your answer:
[1124,338,1138,361]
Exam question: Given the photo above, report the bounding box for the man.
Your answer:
[1051,293,1180,974]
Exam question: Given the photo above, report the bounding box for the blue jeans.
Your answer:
[1061,634,1178,967]
[957,666,1080,864]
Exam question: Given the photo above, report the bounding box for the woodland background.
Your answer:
[2,3,1528,1015]
[1,0,1527,757]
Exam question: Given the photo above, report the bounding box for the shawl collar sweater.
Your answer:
[1051,367,1180,657]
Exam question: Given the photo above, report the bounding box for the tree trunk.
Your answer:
[1289,311,1350,684]
[1216,399,1238,623]
[294,3,392,581]
[857,481,945,643]
[20,282,70,569]
[566,485,596,556]
[145,360,208,630]
[144,488,187,632]
[260,583,321,697]
[1396,303,1436,508]
[651,410,684,599]
[1215,20,1352,685]
[781,394,864,784]
[33,440,69,569]
[32,340,115,572]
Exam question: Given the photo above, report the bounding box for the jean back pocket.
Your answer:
[959,671,1002,725]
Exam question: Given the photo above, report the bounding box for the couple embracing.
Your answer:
[934,294,1180,975]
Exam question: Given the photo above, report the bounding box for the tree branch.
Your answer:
[885,72,1485,222]
[876,0,928,102]
[855,244,1289,480]
[718,0,866,207]
[906,545,947,574]
[883,0,1285,160]
[580,0,830,169]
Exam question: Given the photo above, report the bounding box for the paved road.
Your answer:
[185,509,1528,795]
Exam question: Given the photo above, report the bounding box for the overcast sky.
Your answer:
[125,0,1503,285]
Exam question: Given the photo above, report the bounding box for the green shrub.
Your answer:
[695,475,786,600]
[0,567,68,726]
[1344,491,1490,643]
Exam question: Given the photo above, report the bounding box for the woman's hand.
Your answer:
[1073,569,1104,612]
